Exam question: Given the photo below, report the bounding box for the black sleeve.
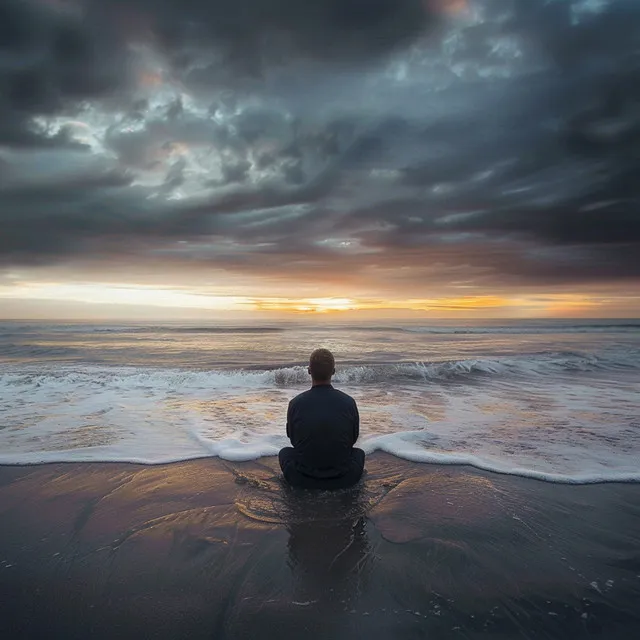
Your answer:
[286,401,293,441]
[352,400,360,444]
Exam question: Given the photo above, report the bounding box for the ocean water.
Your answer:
[0,319,638,483]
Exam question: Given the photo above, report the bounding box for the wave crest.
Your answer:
[1,350,634,392]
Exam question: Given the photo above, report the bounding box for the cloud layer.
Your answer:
[1,0,639,296]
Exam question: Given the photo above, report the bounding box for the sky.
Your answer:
[1,0,639,320]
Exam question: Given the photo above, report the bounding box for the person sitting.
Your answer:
[279,348,365,490]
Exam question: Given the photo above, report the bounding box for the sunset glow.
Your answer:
[1,0,637,321]
[1,279,637,320]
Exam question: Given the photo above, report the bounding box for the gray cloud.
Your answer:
[0,0,130,145]
[124,0,439,64]
[1,0,639,293]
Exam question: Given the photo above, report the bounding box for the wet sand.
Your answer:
[1,453,639,639]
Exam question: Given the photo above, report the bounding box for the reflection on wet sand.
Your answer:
[0,455,639,639]
[283,484,372,611]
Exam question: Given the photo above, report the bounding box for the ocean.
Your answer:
[1,319,639,482]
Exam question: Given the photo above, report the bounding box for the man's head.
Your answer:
[308,348,335,384]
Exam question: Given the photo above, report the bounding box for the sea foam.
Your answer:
[1,360,638,484]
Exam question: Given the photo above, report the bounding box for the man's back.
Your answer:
[279,348,365,490]
[286,385,359,478]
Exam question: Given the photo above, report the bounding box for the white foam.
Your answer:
[363,432,640,485]
[1,363,638,484]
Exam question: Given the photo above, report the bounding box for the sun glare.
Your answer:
[0,280,632,318]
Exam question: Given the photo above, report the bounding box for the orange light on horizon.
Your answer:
[405,295,511,310]
[1,279,632,319]
[538,294,601,318]
[249,295,513,314]
[252,297,357,314]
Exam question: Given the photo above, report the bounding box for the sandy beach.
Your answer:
[1,453,639,639]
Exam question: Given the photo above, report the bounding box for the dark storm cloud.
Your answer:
[115,0,439,65]
[1,0,639,291]
[0,0,129,145]
[0,0,440,141]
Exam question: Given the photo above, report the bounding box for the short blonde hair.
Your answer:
[309,348,335,381]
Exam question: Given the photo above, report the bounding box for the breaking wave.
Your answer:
[1,349,634,391]
[1,349,638,483]
[0,353,638,389]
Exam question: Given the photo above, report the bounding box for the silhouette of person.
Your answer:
[279,349,365,490]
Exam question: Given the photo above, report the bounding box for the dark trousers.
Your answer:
[279,447,365,491]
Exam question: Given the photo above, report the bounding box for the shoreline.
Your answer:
[1,454,639,639]
[1,451,639,486]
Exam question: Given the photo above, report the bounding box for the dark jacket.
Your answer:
[286,384,359,478]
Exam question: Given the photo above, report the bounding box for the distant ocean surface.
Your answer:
[1,319,638,483]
